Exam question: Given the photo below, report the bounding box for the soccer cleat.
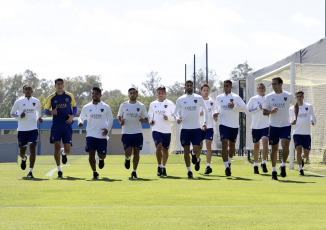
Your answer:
[93,171,99,179]
[124,158,130,169]
[131,171,137,179]
[302,159,305,167]
[57,170,63,178]
[162,168,167,176]
[204,166,213,175]
[187,171,193,179]
[225,167,231,176]
[191,154,197,164]
[195,158,201,171]
[61,148,67,164]
[157,167,162,176]
[254,166,259,174]
[260,163,268,173]
[99,159,105,169]
[272,171,278,180]
[27,171,34,179]
[21,156,27,170]
[299,169,304,176]
[279,166,286,177]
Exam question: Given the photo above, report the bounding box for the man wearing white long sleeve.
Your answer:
[247,83,269,174]
[10,85,43,178]
[78,87,114,179]
[148,86,175,177]
[216,80,246,176]
[174,80,209,178]
[290,91,316,176]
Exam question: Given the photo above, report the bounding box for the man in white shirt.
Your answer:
[78,87,114,179]
[247,83,269,174]
[263,77,298,180]
[10,85,43,179]
[148,86,175,177]
[199,84,217,175]
[117,88,148,179]
[290,91,316,176]
[174,80,209,178]
[216,80,246,176]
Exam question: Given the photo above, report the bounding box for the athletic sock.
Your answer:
[159,164,163,168]
[29,168,33,172]
[281,162,286,167]
[93,170,98,173]
[61,151,66,156]
[261,159,266,164]
[254,162,258,167]
[224,162,229,168]
[299,165,303,170]
[228,156,233,164]
[186,167,191,172]
[132,169,136,172]
[126,157,131,160]
[207,163,210,167]
[272,167,276,172]
[162,165,166,168]
[22,155,27,161]
[57,166,61,171]
[197,157,201,162]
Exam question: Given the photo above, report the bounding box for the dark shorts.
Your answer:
[202,128,214,141]
[252,127,269,143]
[18,129,38,147]
[269,126,291,145]
[293,134,311,150]
[122,133,143,150]
[180,128,202,147]
[85,137,108,154]
[50,124,72,145]
[219,125,238,142]
[152,131,171,149]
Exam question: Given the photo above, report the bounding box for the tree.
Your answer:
[141,71,161,96]
[166,81,184,103]
[230,61,253,81]
[193,68,217,93]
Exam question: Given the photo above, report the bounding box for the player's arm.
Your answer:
[36,101,43,123]
[117,104,125,125]
[166,102,176,121]
[107,107,114,131]
[148,103,154,125]
[78,106,86,127]
[66,94,77,124]
[139,105,148,123]
[310,105,316,125]
[234,97,247,112]
[44,94,54,115]
[200,98,209,126]
[247,98,260,114]
[174,99,182,124]
[10,101,21,119]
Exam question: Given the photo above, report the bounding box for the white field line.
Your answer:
[304,171,326,177]
[45,164,70,177]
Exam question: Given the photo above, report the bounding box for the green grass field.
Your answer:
[1,154,326,230]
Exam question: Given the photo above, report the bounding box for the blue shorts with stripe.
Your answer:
[202,128,214,141]
[50,124,72,145]
[219,125,238,142]
[18,129,38,147]
[152,131,171,149]
[180,128,202,147]
[85,137,108,154]
[269,126,291,145]
[251,127,269,143]
[293,134,311,150]
[121,133,143,150]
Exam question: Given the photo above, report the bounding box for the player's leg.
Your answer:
[296,145,304,175]
[25,129,38,178]
[269,126,280,180]
[155,142,163,176]
[18,131,29,170]
[19,146,27,170]
[261,136,269,173]
[204,139,213,174]
[88,150,98,178]
[280,138,290,177]
[253,141,260,174]
[29,143,37,169]
[161,147,169,176]
[97,138,107,170]
[192,129,204,171]
[61,125,72,164]
[122,134,132,169]
[54,141,63,178]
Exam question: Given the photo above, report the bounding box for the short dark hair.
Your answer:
[257,83,265,88]
[23,84,31,90]
[128,87,138,93]
[54,78,64,84]
[185,80,193,85]
[296,91,304,96]
[157,86,166,92]
[92,87,102,94]
[200,84,210,90]
[272,77,283,84]
[224,80,232,85]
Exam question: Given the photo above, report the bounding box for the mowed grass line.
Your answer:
[1,155,326,230]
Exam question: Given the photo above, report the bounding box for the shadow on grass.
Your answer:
[226,176,253,181]
[85,177,122,182]
[160,175,183,180]
[195,176,220,181]
[303,174,326,178]
[199,174,225,178]
[57,176,86,181]
[20,177,50,181]
[128,177,158,181]
[278,180,316,184]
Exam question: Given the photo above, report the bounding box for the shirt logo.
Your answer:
[230,99,233,103]
[184,101,187,104]
[137,108,140,112]
[272,99,274,101]
[284,97,287,101]
[194,100,197,103]
[101,108,104,112]
[164,105,168,108]
[89,109,92,112]
[210,102,213,106]
[23,104,26,106]
[305,107,308,111]
[33,103,36,106]
[220,100,223,103]
[54,100,57,103]
[65,98,69,102]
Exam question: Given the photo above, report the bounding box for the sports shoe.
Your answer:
[299,169,304,176]
[21,156,27,170]
[204,166,212,175]
[157,167,162,176]
[93,171,99,179]
[124,158,130,169]
[131,171,137,179]
[272,171,278,180]
[191,154,197,164]
[302,159,305,167]
[27,171,34,179]
[260,163,268,173]
[58,170,63,178]
[254,166,259,174]
[61,148,67,164]
[162,167,167,176]
[187,171,193,179]
[99,159,105,169]
[195,158,201,171]
[279,166,286,177]
[225,167,231,176]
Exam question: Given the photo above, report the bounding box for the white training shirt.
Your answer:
[174,93,208,129]
[148,99,175,134]
[263,91,295,127]
[10,96,42,131]
[117,101,148,134]
[215,92,246,128]
[78,101,114,139]
[200,97,216,129]
[247,95,269,129]
[290,102,316,135]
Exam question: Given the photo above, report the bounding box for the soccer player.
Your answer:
[263,77,298,180]
[247,83,269,174]
[44,78,77,178]
[290,91,316,176]
[117,88,148,179]
[174,80,209,178]
[148,86,175,177]
[10,85,43,178]
[216,80,246,176]
[199,84,217,175]
[78,87,114,179]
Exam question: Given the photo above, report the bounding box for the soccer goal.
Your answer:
[255,62,326,170]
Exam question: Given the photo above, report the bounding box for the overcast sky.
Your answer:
[0,0,324,93]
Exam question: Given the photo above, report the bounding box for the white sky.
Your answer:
[0,0,324,93]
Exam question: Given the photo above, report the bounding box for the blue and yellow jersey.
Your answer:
[45,91,76,125]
